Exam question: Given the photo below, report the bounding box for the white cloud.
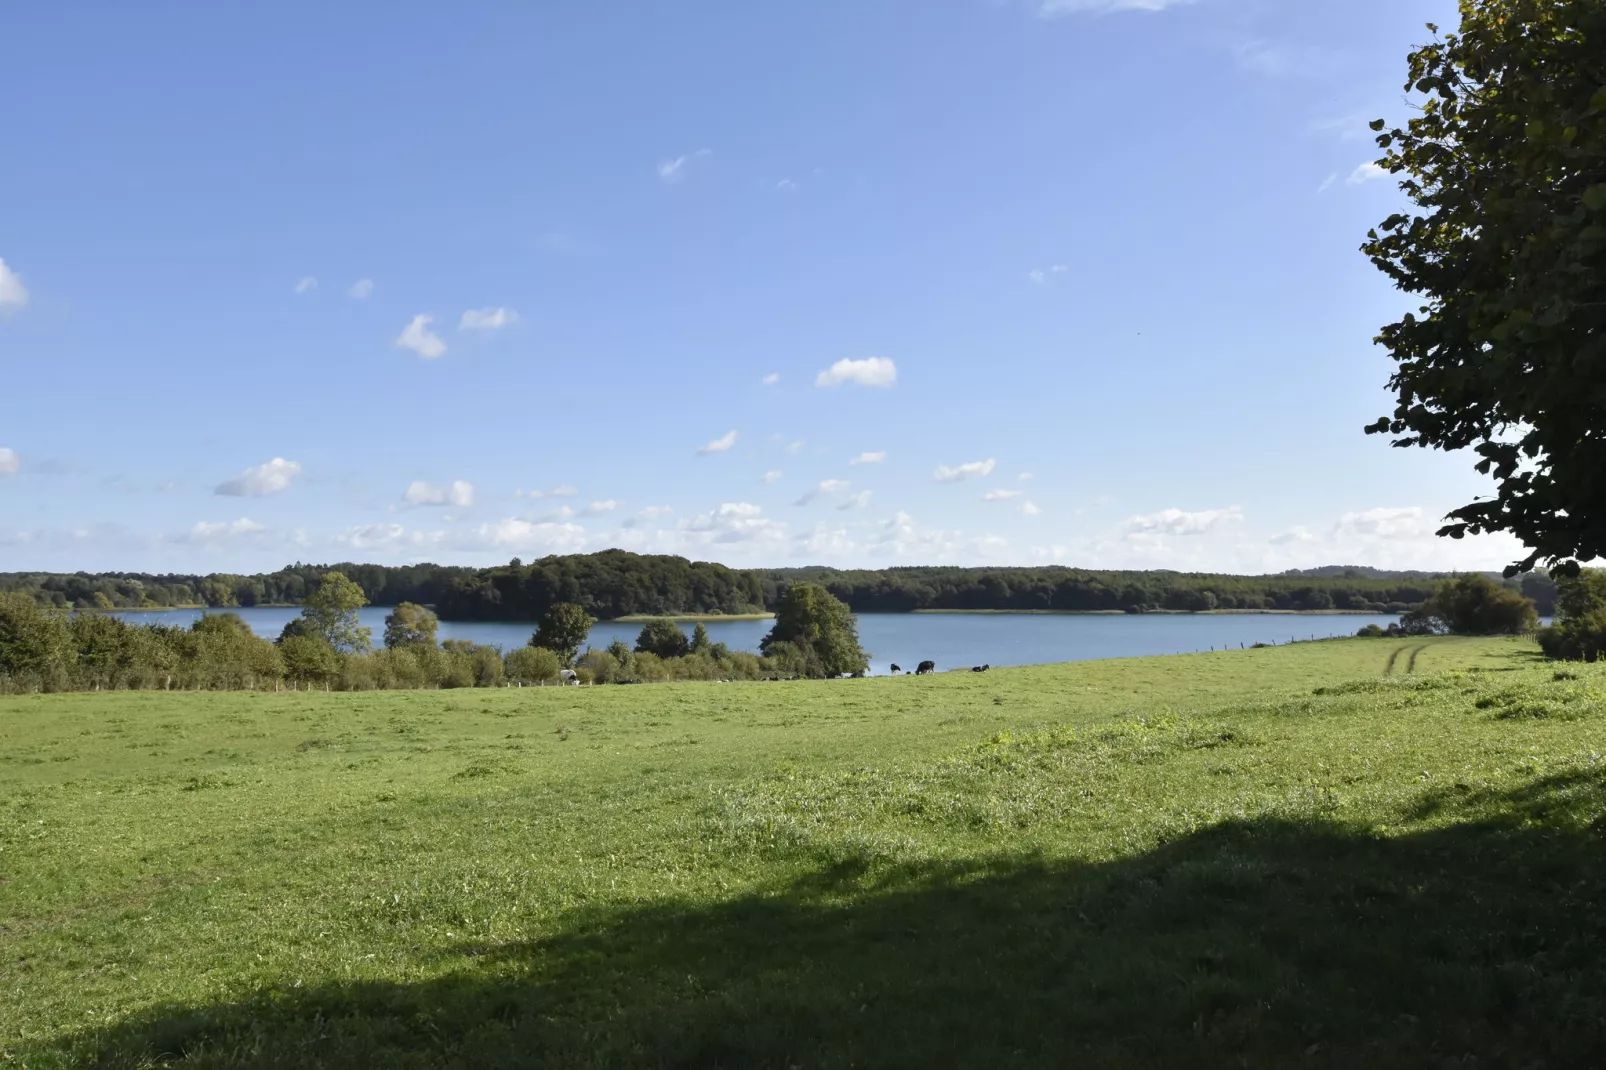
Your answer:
[1020,500,1042,516]
[816,356,897,388]
[637,505,672,520]
[849,451,886,466]
[1270,525,1317,546]
[658,149,711,183]
[762,470,783,484]
[178,518,266,543]
[215,457,302,497]
[1348,161,1390,186]
[982,489,1023,501]
[459,307,519,332]
[784,439,805,455]
[1038,0,1191,16]
[1027,265,1068,285]
[796,479,850,506]
[1317,173,1339,194]
[582,500,620,516]
[396,314,447,359]
[697,429,739,455]
[762,372,780,385]
[348,278,374,300]
[934,458,997,483]
[334,523,446,553]
[1019,472,1034,481]
[0,448,17,477]
[534,505,577,522]
[1233,40,1345,80]
[294,276,318,294]
[517,484,578,500]
[776,178,798,192]
[682,501,787,545]
[837,490,873,511]
[0,257,29,313]
[1122,506,1244,538]
[404,479,475,508]
[468,518,588,553]
[1334,506,1428,539]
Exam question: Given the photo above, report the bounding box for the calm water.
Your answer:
[109,607,1395,675]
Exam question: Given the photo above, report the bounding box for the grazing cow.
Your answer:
[890,663,902,674]
[559,668,579,686]
[971,663,991,673]
[915,660,936,675]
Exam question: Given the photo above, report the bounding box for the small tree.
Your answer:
[280,634,338,687]
[530,603,596,667]
[1537,569,1606,661]
[1417,574,1538,635]
[384,602,439,648]
[635,618,689,659]
[301,571,372,653]
[760,583,868,678]
[505,645,561,684]
[0,593,72,690]
[689,622,711,653]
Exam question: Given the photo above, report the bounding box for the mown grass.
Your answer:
[3,636,1603,1067]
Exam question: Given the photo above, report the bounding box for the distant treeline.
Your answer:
[0,553,1560,619]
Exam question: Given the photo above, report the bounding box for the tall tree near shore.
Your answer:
[760,583,868,678]
[530,602,596,668]
[300,571,372,653]
[383,602,439,649]
[1362,0,1606,575]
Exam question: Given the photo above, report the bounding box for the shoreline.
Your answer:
[907,608,1397,617]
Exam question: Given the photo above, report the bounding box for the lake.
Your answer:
[109,607,1398,675]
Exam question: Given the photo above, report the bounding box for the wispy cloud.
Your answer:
[697,429,739,456]
[396,315,447,359]
[459,307,519,332]
[796,479,850,506]
[849,451,886,466]
[0,448,19,477]
[516,484,578,500]
[1019,472,1034,481]
[348,278,374,300]
[1027,264,1068,285]
[658,149,711,183]
[762,372,780,386]
[934,459,996,484]
[1038,0,1192,16]
[294,276,318,294]
[1233,39,1346,79]
[404,480,474,508]
[837,490,873,511]
[0,257,29,314]
[1317,173,1339,194]
[215,458,301,497]
[983,489,1023,501]
[1122,506,1243,538]
[762,470,783,484]
[1020,500,1042,516]
[776,178,798,192]
[682,501,787,546]
[180,517,266,542]
[1348,161,1390,186]
[582,500,620,516]
[784,439,806,455]
[816,356,897,388]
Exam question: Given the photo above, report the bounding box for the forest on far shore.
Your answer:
[0,551,1561,620]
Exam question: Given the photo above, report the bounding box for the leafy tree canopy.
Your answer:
[530,603,596,667]
[300,571,372,653]
[384,602,439,649]
[760,583,868,678]
[635,618,689,659]
[1363,0,1606,574]
[1417,574,1539,635]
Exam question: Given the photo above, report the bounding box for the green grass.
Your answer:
[3,636,1604,1067]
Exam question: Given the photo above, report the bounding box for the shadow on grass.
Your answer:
[40,771,1606,1069]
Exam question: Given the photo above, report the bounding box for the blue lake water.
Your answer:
[109,607,1398,675]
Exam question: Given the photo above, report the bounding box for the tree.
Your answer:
[635,618,689,659]
[689,622,711,653]
[383,602,438,648]
[1417,574,1539,635]
[0,593,72,689]
[280,634,337,686]
[1362,1,1606,575]
[760,583,868,678]
[530,603,595,667]
[504,645,561,684]
[300,571,372,653]
[1538,568,1606,660]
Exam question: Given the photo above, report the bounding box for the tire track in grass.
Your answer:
[1384,644,1409,675]
[1406,644,1430,675]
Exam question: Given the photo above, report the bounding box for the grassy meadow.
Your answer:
[3,636,1604,1067]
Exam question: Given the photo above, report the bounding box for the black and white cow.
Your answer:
[915,660,936,675]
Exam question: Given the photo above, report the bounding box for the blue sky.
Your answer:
[0,0,1525,575]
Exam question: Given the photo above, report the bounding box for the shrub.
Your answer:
[1416,575,1538,635]
[635,618,690,659]
[760,584,868,678]
[505,646,561,684]
[1536,570,1606,662]
[578,648,621,684]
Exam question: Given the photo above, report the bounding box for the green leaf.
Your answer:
[1369,118,1387,131]
[1591,87,1606,114]
[1584,186,1606,212]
